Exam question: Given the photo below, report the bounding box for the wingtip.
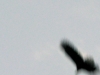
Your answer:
[61,39,71,48]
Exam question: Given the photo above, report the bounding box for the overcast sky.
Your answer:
[0,0,100,75]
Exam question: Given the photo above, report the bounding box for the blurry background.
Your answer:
[0,0,100,75]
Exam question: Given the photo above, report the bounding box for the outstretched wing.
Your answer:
[61,40,84,68]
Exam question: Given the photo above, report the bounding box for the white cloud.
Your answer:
[29,43,56,62]
[32,50,51,61]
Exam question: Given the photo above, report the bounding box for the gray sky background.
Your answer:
[0,0,100,75]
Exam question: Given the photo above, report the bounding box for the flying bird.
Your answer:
[61,40,99,75]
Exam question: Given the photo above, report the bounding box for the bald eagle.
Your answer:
[61,40,99,75]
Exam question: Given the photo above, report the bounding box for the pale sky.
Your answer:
[0,0,100,75]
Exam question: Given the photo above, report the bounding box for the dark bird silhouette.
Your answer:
[61,40,99,75]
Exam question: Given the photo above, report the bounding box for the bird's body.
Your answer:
[61,40,99,74]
